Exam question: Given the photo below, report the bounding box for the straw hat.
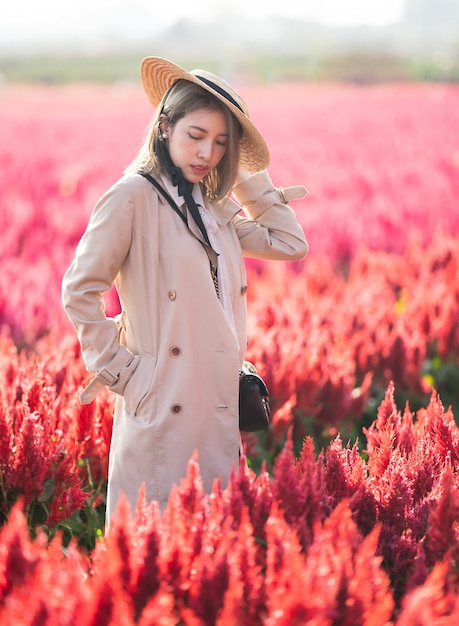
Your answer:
[140,56,270,172]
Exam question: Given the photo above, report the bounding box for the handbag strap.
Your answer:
[138,170,220,298]
[138,170,215,251]
[138,170,188,227]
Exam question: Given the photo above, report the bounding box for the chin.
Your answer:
[187,173,205,183]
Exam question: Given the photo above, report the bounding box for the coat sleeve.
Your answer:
[231,170,309,261]
[62,179,140,403]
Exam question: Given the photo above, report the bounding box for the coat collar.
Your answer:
[160,175,240,226]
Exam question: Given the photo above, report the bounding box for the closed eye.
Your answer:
[188,133,227,148]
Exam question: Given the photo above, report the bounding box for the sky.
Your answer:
[0,0,408,52]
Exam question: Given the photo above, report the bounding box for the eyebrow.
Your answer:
[189,124,229,137]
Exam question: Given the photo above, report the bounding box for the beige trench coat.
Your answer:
[62,170,308,525]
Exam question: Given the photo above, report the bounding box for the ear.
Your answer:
[159,113,170,139]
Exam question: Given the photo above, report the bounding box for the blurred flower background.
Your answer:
[1,2,459,623]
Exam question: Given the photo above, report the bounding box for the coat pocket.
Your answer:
[123,353,157,416]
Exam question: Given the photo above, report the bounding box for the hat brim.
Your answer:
[140,56,270,172]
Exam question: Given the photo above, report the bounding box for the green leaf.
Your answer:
[37,477,55,503]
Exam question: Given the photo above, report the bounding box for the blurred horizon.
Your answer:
[1,0,408,54]
[1,0,458,84]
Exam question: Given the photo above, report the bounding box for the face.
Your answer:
[164,108,229,183]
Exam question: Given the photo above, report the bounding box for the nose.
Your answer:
[198,140,213,161]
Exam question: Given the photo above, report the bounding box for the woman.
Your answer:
[62,56,308,526]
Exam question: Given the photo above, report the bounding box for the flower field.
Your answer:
[1,80,459,623]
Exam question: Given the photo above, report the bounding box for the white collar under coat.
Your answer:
[159,175,240,227]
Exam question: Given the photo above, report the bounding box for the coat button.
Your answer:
[169,346,181,357]
[241,285,248,295]
[171,404,182,414]
[168,290,177,301]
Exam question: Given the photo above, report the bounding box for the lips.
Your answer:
[191,165,209,176]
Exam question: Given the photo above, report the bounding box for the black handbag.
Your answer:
[239,361,271,432]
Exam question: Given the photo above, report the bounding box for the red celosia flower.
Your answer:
[8,407,51,505]
[0,389,12,469]
[45,483,88,527]
[396,557,459,625]
[423,462,459,568]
